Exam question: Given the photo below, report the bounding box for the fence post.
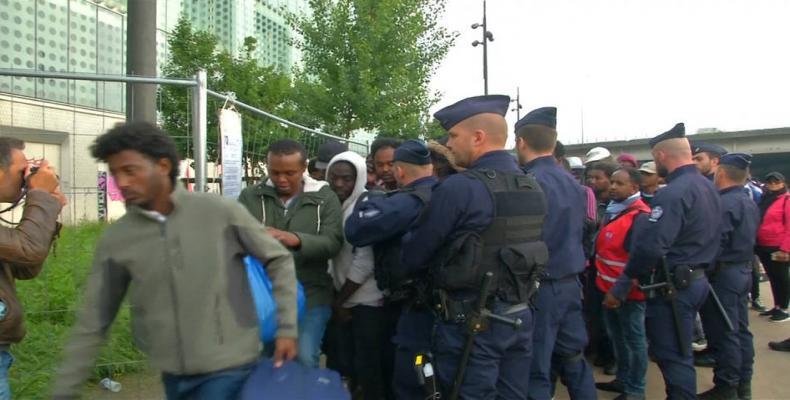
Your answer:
[192,70,208,192]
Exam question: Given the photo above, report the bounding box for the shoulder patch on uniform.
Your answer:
[648,206,663,222]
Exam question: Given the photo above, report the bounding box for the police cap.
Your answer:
[433,95,510,131]
[649,123,685,148]
[515,106,557,132]
[691,142,728,157]
[394,139,431,165]
[719,152,752,170]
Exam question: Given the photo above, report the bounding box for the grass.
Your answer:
[10,223,146,399]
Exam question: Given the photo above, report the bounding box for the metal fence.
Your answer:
[0,68,368,399]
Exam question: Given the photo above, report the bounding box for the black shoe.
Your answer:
[760,307,780,317]
[592,356,607,367]
[768,338,790,352]
[595,379,624,393]
[694,353,716,368]
[737,380,751,400]
[614,394,645,400]
[697,384,738,400]
[750,300,768,312]
[770,310,790,322]
[603,362,617,376]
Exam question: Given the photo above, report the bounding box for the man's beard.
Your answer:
[657,165,669,178]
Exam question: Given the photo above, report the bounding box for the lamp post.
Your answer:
[511,86,522,120]
[471,0,494,95]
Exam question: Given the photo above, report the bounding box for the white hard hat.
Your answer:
[567,157,584,170]
[584,147,611,164]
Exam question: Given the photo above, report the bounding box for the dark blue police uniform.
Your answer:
[611,123,722,400]
[345,144,439,400]
[403,151,536,399]
[517,107,596,400]
[401,94,542,400]
[698,153,759,399]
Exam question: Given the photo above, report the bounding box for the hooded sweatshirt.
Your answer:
[326,151,382,308]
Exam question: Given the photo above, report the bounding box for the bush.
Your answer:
[10,223,145,399]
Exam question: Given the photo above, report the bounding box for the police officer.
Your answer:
[514,107,597,399]
[691,142,728,181]
[345,140,439,400]
[401,95,548,399]
[697,153,759,400]
[604,123,722,400]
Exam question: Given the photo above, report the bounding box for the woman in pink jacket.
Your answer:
[756,171,790,323]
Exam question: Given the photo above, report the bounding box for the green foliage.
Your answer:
[288,0,456,139]
[159,18,297,168]
[423,119,449,142]
[10,223,144,399]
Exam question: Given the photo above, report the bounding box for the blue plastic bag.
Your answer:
[244,256,306,343]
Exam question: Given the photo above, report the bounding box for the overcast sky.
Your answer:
[429,0,790,147]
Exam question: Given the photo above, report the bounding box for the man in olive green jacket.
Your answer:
[53,123,299,400]
[238,139,343,368]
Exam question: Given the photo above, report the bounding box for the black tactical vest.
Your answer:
[372,184,433,298]
[433,169,549,304]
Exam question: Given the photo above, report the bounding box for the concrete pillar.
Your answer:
[126,1,158,123]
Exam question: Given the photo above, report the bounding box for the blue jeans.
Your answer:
[264,305,332,368]
[297,305,332,368]
[0,351,13,400]
[603,300,647,397]
[162,362,255,400]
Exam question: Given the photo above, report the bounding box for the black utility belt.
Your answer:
[716,261,751,270]
[672,266,706,289]
[541,274,579,284]
[641,266,706,299]
[433,290,527,324]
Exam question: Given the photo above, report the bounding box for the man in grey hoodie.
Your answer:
[325,151,393,399]
[53,122,298,400]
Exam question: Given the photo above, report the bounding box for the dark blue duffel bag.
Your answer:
[240,359,349,400]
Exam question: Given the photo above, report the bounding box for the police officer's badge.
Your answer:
[649,206,663,222]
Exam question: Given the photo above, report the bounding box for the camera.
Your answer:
[20,165,40,190]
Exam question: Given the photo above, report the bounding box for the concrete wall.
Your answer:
[0,93,125,224]
[565,128,790,163]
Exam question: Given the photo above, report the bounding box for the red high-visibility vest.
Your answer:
[595,199,650,301]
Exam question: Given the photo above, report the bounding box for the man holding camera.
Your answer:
[0,137,64,399]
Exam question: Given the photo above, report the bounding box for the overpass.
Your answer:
[564,127,790,180]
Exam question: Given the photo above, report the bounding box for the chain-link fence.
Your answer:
[0,68,366,399]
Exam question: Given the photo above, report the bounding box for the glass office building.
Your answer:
[0,0,304,112]
[182,0,307,72]
[0,0,127,112]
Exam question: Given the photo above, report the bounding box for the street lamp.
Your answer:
[471,0,494,95]
[511,86,522,120]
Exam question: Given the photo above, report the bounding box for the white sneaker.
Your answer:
[692,339,708,352]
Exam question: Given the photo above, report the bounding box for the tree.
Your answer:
[288,0,456,139]
[159,18,295,173]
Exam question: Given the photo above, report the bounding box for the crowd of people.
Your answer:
[0,93,788,400]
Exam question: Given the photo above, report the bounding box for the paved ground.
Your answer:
[557,280,790,400]
[85,281,790,399]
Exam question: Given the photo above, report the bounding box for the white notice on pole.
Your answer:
[219,108,243,199]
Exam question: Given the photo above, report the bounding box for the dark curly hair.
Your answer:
[90,121,180,184]
[370,137,402,159]
[267,139,307,163]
